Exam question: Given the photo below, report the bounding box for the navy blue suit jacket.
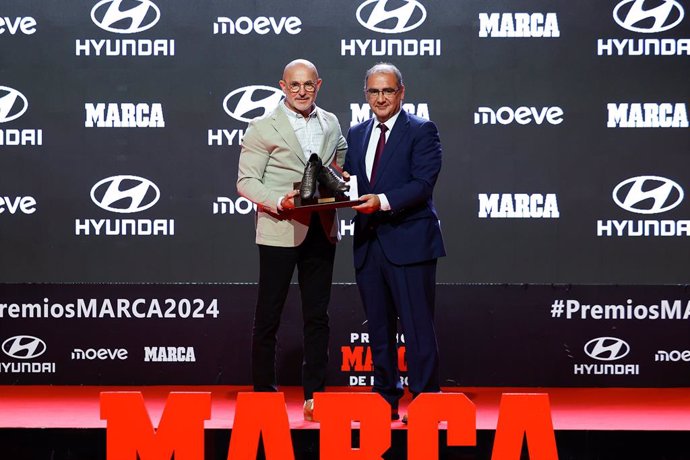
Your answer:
[344,110,446,269]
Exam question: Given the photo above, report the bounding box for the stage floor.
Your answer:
[1,386,689,431]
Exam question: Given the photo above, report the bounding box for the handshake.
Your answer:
[299,153,349,201]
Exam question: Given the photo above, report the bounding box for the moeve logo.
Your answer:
[0,86,28,123]
[613,0,684,33]
[356,0,427,34]
[90,175,160,214]
[613,176,683,215]
[91,0,160,34]
[584,337,630,361]
[2,335,47,360]
[223,86,283,123]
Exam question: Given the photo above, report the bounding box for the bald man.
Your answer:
[237,59,347,420]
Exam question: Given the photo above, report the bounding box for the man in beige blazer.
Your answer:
[237,59,347,421]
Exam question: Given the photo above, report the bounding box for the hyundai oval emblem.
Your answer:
[613,0,684,34]
[2,335,47,360]
[91,0,161,34]
[0,86,29,123]
[223,86,283,123]
[356,0,427,34]
[612,175,683,215]
[584,337,630,361]
[90,175,161,214]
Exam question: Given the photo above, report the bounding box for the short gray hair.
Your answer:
[364,62,403,90]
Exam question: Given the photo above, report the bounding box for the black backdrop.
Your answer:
[1,0,689,386]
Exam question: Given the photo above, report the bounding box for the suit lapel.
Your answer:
[271,105,306,166]
[316,108,334,164]
[359,119,375,190]
[372,110,408,188]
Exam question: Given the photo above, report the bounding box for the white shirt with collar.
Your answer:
[277,101,325,210]
[280,101,324,160]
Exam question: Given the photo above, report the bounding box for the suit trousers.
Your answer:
[252,213,335,400]
[355,237,440,409]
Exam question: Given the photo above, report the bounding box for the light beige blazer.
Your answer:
[237,103,347,247]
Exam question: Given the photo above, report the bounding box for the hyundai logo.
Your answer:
[613,176,683,215]
[223,86,283,123]
[613,0,684,33]
[584,337,630,361]
[2,335,47,360]
[90,175,160,214]
[0,86,29,123]
[91,0,160,34]
[356,0,427,34]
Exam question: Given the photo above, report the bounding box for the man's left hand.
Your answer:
[353,194,380,214]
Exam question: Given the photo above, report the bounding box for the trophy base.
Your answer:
[293,177,361,210]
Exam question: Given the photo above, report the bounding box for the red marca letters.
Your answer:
[100,392,558,460]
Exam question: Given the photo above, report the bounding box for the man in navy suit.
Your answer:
[343,63,446,421]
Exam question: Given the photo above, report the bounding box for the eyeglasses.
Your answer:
[366,88,399,98]
[286,81,317,93]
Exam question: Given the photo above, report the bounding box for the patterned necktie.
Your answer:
[370,123,388,183]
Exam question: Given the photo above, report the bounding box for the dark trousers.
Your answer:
[355,237,440,410]
[252,214,336,400]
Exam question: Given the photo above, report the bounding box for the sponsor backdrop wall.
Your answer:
[1,0,689,386]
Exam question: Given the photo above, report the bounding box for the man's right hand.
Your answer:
[280,190,299,210]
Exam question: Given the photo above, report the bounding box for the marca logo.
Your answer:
[91,0,160,34]
[356,0,426,34]
[474,106,564,125]
[612,176,683,215]
[223,86,283,123]
[90,175,160,214]
[478,193,559,218]
[584,337,630,361]
[84,103,165,128]
[2,335,46,359]
[613,0,684,33]
[0,17,37,35]
[0,86,28,123]
[144,346,196,362]
[350,102,429,126]
[478,13,560,38]
[607,103,688,128]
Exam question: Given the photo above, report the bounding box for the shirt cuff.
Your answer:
[277,195,284,211]
[378,194,391,211]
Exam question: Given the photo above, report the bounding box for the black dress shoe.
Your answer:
[300,153,322,200]
[317,165,349,196]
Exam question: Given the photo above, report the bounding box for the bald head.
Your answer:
[279,59,323,117]
[283,59,319,81]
